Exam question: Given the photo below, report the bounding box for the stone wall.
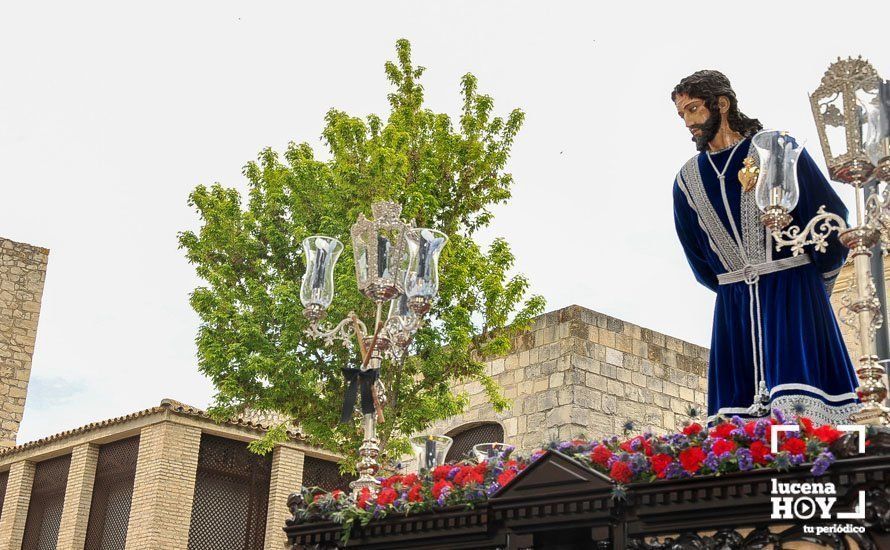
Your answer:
[426,305,709,454]
[0,238,48,448]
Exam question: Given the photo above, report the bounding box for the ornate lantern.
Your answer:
[350,202,411,302]
[809,57,882,186]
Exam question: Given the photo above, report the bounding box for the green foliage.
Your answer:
[179,39,544,463]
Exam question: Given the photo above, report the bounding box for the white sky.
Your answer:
[3,1,889,443]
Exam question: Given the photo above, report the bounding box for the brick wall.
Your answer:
[125,421,202,549]
[426,305,709,455]
[264,446,305,550]
[0,238,48,448]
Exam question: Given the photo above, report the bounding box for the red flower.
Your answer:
[749,440,771,465]
[812,425,842,444]
[683,422,703,436]
[781,437,807,456]
[619,436,653,456]
[710,438,737,456]
[798,417,814,435]
[376,487,398,507]
[454,465,484,486]
[474,462,489,475]
[431,480,453,499]
[381,475,402,489]
[609,461,633,483]
[331,489,344,500]
[407,484,424,502]
[432,465,453,481]
[743,421,757,439]
[401,474,419,487]
[679,447,706,473]
[650,454,673,479]
[497,469,518,487]
[709,422,736,440]
[356,487,372,509]
[313,493,323,503]
[590,445,613,466]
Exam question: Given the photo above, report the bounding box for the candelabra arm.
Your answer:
[305,312,368,349]
[770,206,847,256]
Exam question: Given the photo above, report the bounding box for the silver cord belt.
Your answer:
[716,255,811,286]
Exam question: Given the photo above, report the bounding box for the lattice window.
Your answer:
[21,454,71,550]
[187,434,272,550]
[445,422,505,462]
[84,436,140,550]
[0,469,8,522]
[302,456,355,492]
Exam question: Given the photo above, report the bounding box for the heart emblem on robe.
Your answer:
[738,156,759,193]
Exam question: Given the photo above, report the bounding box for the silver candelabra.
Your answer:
[300,201,447,494]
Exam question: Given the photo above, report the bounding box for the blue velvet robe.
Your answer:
[672,137,861,425]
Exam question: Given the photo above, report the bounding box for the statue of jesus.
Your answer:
[671,70,862,424]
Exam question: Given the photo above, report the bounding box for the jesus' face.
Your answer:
[674,93,720,151]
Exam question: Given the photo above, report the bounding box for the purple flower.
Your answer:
[486,483,501,496]
[736,448,753,471]
[558,441,574,451]
[447,467,460,481]
[754,419,770,439]
[773,408,787,425]
[663,461,685,480]
[789,453,805,466]
[811,451,835,477]
[704,451,721,471]
[530,451,545,462]
[731,415,745,427]
[630,453,649,474]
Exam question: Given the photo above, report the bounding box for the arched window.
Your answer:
[445,422,505,463]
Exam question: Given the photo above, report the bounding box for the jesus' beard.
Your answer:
[691,110,721,152]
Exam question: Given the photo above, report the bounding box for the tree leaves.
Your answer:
[178,39,544,463]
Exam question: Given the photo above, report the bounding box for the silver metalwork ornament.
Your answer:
[808,56,889,425]
[350,202,412,302]
[299,200,448,494]
[809,57,881,187]
[768,206,847,256]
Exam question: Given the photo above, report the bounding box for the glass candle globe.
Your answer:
[409,435,453,471]
[300,236,343,312]
[472,442,511,463]
[753,130,804,213]
[864,80,890,180]
[404,228,448,313]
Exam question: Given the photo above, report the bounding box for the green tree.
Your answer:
[179,39,544,463]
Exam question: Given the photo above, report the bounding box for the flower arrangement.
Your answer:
[555,412,847,485]
[290,412,872,542]
[292,448,527,542]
